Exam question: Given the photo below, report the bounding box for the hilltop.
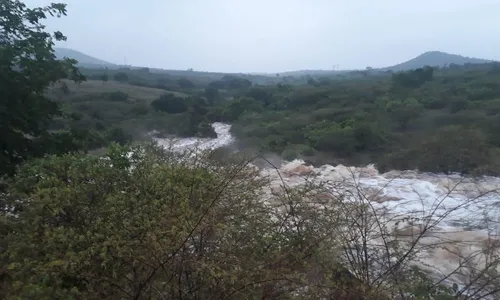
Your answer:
[54,47,496,76]
[267,51,495,76]
[54,48,116,69]
[381,51,494,72]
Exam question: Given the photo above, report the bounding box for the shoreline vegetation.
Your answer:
[1,1,500,298]
[52,61,500,176]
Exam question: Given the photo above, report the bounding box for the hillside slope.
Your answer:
[55,48,116,68]
[383,51,493,72]
[48,79,187,101]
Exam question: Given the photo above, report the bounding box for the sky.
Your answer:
[24,0,500,73]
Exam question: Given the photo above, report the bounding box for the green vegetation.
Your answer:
[54,47,116,68]
[0,0,84,176]
[0,143,465,300]
[48,80,216,143]
[43,56,500,176]
[48,45,500,177]
[383,50,494,72]
[213,63,500,175]
[2,1,500,299]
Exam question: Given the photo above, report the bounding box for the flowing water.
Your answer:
[156,123,500,295]
[153,123,234,151]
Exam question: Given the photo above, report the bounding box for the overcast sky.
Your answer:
[24,0,500,73]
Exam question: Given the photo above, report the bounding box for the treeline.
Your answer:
[46,73,260,152]
[203,63,500,175]
[81,67,278,90]
[61,61,500,175]
[51,88,218,145]
[3,1,500,299]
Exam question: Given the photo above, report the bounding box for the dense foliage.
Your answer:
[2,1,500,299]
[219,64,500,175]
[51,62,500,176]
[2,143,468,299]
[0,0,84,176]
[0,144,376,299]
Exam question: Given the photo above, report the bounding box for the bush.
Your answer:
[383,126,495,174]
[105,127,132,145]
[195,121,217,138]
[151,94,188,114]
[113,72,129,83]
[282,144,315,161]
[4,143,498,299]
[177,77,195,89]
[1,144,373,299]
[105,91,129,102]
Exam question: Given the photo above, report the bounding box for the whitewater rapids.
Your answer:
[154,123,500,231]
[155,123,500,295]
[153,122,234,151]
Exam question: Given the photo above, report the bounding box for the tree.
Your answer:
[177,77,195,89]
[106,91,129,102]
[5,143,494,298]
[100,73,109,84]
[307,78,319,86]
[105,127,131,145]
[246,87,272,106]
[222,97,262,122]
[59,81,70,95]
[1,143,385,299]
[417,126,493,174]
[449,96,469,113]
[150,94,188,114]
[0,0,84,176]
[392,66,434,89]
[114,72,129,83]
[386,98,423,131]
[220,75,252,89]
[156,76,170,89]
[204,86,220,104]
[390,105,422,131]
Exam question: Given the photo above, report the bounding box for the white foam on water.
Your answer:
[265,159,500,295]
[153,122,234,152]
[265,159,500,230]
[156,124,500,295]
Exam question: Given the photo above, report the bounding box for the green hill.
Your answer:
[54,47,496,76]
[54,47,116,68]
[382,51,494,72]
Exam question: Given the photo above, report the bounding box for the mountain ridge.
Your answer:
[380,51,495,72]
[54,47,116,68]
[54,47,496,74]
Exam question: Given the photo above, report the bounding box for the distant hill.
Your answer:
[275,51,496,77]
[53,47,496,76]
[277,69,348,77]
[52,48,279,85]
[381,51,494,72]
[54,48,116,69]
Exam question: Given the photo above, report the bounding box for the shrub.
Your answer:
[113,72,129,83]
[105,127,132,145]
[151,94,188,114]
[1,144,367,299]
[177,77,195,89]
[105,91,129,102]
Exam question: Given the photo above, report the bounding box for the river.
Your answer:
[155,122,500,297]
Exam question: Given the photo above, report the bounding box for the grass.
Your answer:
[48,80,188,102]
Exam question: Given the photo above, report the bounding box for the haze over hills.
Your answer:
[54,48,116,69]
[55,47,496,75]
[380,51,495,72]
[278,51,496,76]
